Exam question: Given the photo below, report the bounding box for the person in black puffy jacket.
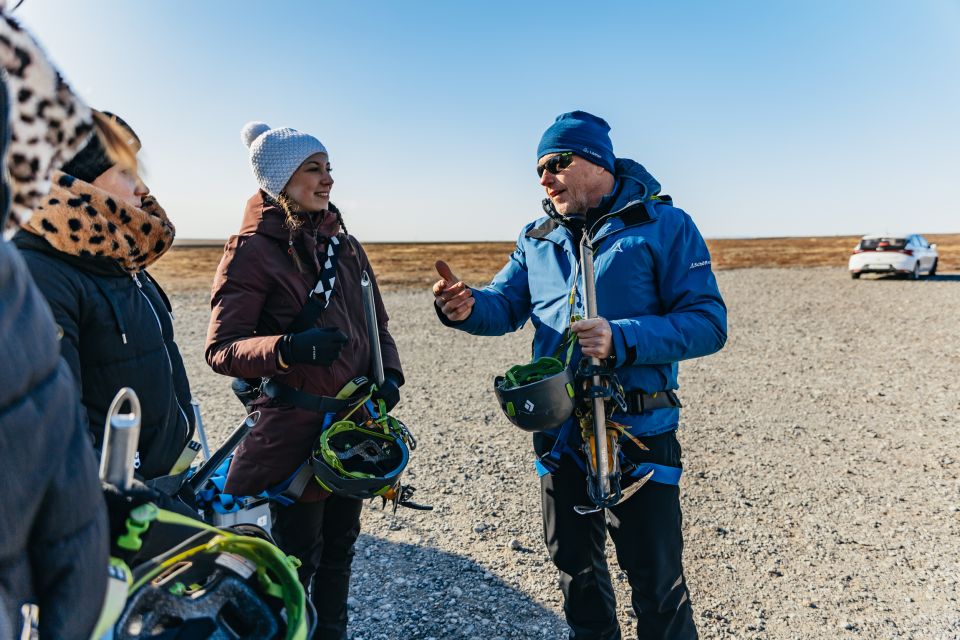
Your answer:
[13,111,196,481]
[0,11,108,638]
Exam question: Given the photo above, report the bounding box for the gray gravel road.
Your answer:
[172,268,960,639]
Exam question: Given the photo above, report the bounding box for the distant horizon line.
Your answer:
[172,230,960,247]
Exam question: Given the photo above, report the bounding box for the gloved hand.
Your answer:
[371,370,403,413]
[280,327,348,366]
[102,480,161,556]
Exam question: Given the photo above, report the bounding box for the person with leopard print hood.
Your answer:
[0,5,109,638]
[12,111,196,482]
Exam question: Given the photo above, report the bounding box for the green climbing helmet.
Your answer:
[310,377,412,500]
[311,416,410,499]
[494,355,577,432]
[106,506,309,640]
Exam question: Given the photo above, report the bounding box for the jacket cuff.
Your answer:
[265,334,287,376]
[609,320,629,368]
[384,368,405,387]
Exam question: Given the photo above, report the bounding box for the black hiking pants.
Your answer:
[271,495,363,640]
[535,429,698,640]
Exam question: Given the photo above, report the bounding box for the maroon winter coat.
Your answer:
[205,191,402,499]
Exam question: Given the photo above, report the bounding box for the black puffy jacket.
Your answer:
[12,232,195,480]
[0,239,108,639]
[0,32,107,640]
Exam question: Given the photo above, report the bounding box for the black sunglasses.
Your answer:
[536,152,574,178]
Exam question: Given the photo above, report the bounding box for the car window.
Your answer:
[860,237,907,250]
[917,236,929,248]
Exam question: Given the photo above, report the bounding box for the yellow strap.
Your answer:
[607,419,648,451]
[88,558,132,640]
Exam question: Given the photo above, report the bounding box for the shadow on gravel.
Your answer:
[348,534,568,640]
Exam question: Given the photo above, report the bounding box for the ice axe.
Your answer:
[361,270,432,513]
[360,270,385,388]
[577,235,623,510]
[100,387,142,490]
[186,411,259,495]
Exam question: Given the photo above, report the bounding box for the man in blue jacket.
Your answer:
[434,111,727,639]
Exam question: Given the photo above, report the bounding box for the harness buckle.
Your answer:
[536,452,562,475]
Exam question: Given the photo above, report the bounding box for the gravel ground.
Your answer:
[172,268,960,639]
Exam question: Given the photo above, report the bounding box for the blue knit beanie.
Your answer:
[241,121,328,199]
[537,110,615,174]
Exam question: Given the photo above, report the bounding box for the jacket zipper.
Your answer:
[132,273,190,434]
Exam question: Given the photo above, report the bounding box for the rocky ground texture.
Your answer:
[173,268,960,639]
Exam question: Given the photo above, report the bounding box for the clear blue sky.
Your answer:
[17,1,960,241]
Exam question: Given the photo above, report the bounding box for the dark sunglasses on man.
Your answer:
[536,152,574,178]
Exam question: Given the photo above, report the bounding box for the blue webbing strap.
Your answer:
[627,462,682,486]
[535,418,580,477]
[534,428,682,487]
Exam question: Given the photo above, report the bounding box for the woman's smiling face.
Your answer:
[283,152,333,212]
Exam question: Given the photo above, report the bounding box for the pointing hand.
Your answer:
[433,260,474,322]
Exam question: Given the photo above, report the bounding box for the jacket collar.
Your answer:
[239,190,342,241]
[12,230,127,277]
[525,157,663,249]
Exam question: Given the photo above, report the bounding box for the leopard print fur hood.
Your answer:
[21,171,175,271]
[1,11,93,237]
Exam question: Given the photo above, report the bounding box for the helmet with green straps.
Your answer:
[310,380,412,500]
[103,505,309,640]
[494,356,577,432]
[495,302,581,432]
[311,418,410,499]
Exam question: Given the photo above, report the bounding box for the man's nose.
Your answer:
[136,179,150,197]
[539,170,553,188]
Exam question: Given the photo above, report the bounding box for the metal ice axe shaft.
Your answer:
[579,237,613,505]
[100,387,141,490]
[361,271,385,387]
[190,398,211,461]
[186,411,259,494]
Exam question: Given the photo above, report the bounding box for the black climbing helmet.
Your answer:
[494,356,577,432]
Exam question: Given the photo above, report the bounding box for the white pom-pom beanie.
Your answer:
[240,121,327,199]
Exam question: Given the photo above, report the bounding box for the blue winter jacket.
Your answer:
[448,158,727,436]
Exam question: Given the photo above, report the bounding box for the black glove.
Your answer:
[280,327,348,366]
[371,370,403,413]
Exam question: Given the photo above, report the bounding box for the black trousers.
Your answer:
[535,430,698,640]
[271,496,363,640]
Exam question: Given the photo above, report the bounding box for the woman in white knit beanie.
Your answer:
[206,121,407,639]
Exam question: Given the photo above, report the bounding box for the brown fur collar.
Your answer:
[22,171,175,272]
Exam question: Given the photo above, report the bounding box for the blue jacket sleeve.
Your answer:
[439,233,533,336]
[609,208,727,365]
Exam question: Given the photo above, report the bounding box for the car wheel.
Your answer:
[929,258,938,277]
[851,272,860,279]
[911,261,920,280]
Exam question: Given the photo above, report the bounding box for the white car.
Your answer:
[848,234,939,279]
